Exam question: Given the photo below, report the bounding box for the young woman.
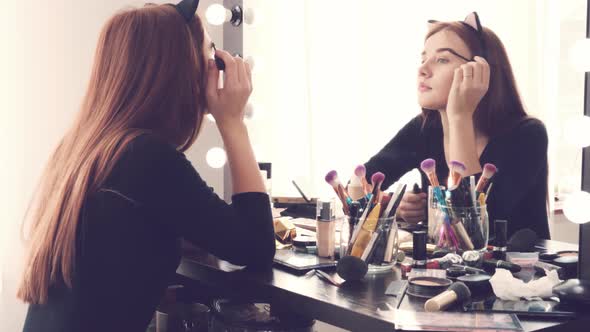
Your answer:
[18,1,275,331]
[364,13,550,239]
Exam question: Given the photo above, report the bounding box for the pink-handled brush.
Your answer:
[420,158,440,187]
[475,163,497,193]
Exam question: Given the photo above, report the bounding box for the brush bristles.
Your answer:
[325,170,338,184]
[355,165,366,177]
[371,172,385,186]
[482,163,497,178]
[420,158,436,173]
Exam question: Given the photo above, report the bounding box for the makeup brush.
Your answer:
[337,255,368,281]
[350,200,383,257]
[420,158,440,187]
[348,165,366,201]
[370,172,385,205]
[355,165,371,196]
[325,170,350,214]
[424,281,471,312]
[475,163,497,193]
[448,161,466,190]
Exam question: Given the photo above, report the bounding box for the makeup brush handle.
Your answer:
[350,229,372,258]
[424,290,458,312]
[452,222,474,250]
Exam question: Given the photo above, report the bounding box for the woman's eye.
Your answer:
[436,58,449,64]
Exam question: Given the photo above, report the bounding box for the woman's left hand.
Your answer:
[446,56,490,121]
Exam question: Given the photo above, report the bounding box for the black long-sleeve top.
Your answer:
[23,134,276,332]
[365,115,550,240]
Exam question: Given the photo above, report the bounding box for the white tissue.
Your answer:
[489,268,562,301]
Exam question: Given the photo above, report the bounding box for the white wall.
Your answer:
[0,1,225,330]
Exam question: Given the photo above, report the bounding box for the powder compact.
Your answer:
[406,276,453,299]
[540,251,578,279]
[457,274,492,295]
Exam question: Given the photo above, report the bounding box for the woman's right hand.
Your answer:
[397,191,427,223]
[206,49,252,127]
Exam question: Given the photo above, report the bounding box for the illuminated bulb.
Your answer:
[206,4,230,26]
[563,190,590,224]
[245,56,255,70]
[243,8,256,25]
[244,103,254,119]
[206,147,227,168]
[569,39,590,72]
[563,115,590,148]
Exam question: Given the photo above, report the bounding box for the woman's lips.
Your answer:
[418,83,431,92]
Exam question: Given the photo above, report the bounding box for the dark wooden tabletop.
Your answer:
[177,239,580,332]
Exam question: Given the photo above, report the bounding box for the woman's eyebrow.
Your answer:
[421,48,471,62]
[435,48,471,62]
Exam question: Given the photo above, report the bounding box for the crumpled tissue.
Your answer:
[489,268,562,301]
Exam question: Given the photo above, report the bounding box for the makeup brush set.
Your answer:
[324,166,406,281]
[420,158,497,252]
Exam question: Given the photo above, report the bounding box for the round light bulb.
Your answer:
[243,8,256,25]
[206,4,230,26]
[563,190,590,224]
[245,56,255,71]
[563,115,590,148]
[569,39,590,72]
[244,103,254,119]
[206,147,227,168]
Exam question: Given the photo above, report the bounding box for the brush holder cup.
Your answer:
[429,203,489,253]
[338,215,399,280]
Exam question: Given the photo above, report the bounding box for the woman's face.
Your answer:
[418,30,472,111]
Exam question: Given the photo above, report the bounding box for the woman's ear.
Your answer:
[463,12,482,32]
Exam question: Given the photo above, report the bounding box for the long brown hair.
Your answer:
[421,21,528,137]
[18,4,207,304]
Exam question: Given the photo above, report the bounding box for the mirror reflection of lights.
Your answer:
[563,115,590,148]
[245,56,255,71]
[569,39,590,72]
[206,147,227,168]
[563,190,590,224]
[244,103,254,120]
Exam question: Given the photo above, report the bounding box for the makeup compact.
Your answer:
[540,250,578,279]
[406,276,453,299]
[293,236,317,254]
[446,266,468,279]
[553,256,578,279]
[457,274,492,295]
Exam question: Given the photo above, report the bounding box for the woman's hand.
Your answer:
[206,49,252,127]
[397,191,427,223]
[446,56,490,121]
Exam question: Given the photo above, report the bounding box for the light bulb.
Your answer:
[244,103,254,119]
[206,147,227,168]
[243,8,256,25]
[563,190,590,224]
[245,56,255,70]
[563,115,590,148]
[206,4,230,26]
[569,39,590,72]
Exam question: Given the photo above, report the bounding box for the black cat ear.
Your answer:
[427,19,439,30]
[174,0,199,23]
[463,12,482,32]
